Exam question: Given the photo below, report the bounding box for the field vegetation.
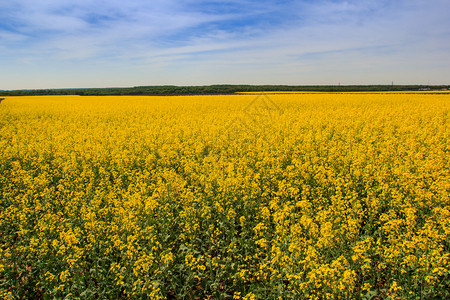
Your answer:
[0,93,449,299]
[1,85,449,97]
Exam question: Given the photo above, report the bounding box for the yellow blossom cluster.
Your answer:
[0,93,449,299]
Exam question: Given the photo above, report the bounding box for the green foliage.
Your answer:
[0,85,449,96]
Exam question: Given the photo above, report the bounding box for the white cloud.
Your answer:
[0,0,449,89]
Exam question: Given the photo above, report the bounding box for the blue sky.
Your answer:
[1,0,449,89]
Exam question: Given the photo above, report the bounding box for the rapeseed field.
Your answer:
[0,93,449,299]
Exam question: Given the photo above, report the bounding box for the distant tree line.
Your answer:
[0,85,449,96]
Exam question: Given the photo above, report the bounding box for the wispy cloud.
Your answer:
[1,0,449,89]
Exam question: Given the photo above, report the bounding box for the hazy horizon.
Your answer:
[1,0,449,90]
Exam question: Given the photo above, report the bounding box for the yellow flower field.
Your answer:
[0,93,449,299]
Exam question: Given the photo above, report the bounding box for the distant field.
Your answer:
[237,91,450,94]
[0,94,449,299]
